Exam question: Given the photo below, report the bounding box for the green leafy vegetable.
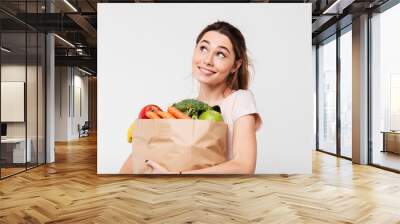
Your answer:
[173,99,212,119]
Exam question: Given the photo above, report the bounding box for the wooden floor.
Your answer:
[1,163,44,178]
[1,167,26,178]
[1,135,400,223]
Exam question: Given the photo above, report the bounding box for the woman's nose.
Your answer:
[203,53,213,66]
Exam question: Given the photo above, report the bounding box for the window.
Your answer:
[340,28,352,158]
[318,37,337,154]
[371,2,400,171]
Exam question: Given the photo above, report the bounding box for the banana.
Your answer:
[127,122,135,143]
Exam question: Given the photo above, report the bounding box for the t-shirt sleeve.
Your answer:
[232,90,263,131]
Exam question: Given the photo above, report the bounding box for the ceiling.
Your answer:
[0,0,392,75]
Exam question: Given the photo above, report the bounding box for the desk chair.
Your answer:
[79,121,90,138]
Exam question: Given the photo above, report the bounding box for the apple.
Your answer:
[138,104,162,119]
[199,110,223,122]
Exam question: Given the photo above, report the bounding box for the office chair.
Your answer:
[79,121,90,138]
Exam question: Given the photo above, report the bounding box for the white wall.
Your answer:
[71,72,89,138]
[312,45,317,150]
[1,65,27,142]
[55,67,89,141]
[1,65,39,138]
[98,3,313,174]
[55,67,69,141]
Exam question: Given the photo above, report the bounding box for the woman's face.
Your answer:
[192,31,238,87]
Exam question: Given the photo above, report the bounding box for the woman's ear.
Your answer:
[231,59,243,74]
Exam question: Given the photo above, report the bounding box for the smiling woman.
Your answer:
[192,21,249,91]
[120,21,262,174]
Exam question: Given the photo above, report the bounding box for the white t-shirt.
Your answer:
[215,89,262,160]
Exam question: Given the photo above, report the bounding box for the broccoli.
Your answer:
[173,99,212,119]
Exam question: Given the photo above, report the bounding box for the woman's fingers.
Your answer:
[145,160,169,174]
[145,160,180,174]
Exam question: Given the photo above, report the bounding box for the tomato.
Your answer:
[138,104,162,119]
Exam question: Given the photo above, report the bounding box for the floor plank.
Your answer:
[1,134,400,223]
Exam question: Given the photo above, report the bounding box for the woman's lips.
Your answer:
[198,66,216,75]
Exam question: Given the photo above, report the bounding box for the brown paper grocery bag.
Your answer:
[131,119,227,174]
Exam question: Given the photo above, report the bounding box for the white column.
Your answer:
[352,14,369,164]
[45,0,55,163]
[46,33,55,163]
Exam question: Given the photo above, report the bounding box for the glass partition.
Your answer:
[0,1,46,179]
[38,32,45,165]
[1,31,28,177]
[317,36,337,155]
[27,30,38,169]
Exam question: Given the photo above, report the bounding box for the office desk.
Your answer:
[382,131,400,154]
[1,138,31,163]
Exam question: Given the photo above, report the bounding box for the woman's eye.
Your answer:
[217,52,226,58]
[200,46,207,52]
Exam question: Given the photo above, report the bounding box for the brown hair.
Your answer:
[195,21,250,90]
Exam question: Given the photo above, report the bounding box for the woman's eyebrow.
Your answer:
[200,39,231,54]
[217,46,231,54]
[200,40,210,45]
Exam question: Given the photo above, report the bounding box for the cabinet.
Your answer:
[382,131,400,154]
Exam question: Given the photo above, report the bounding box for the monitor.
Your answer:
[1,123,7,137]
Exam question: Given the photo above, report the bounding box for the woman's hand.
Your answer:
[119,153,133,174]
[145,160,180,174]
